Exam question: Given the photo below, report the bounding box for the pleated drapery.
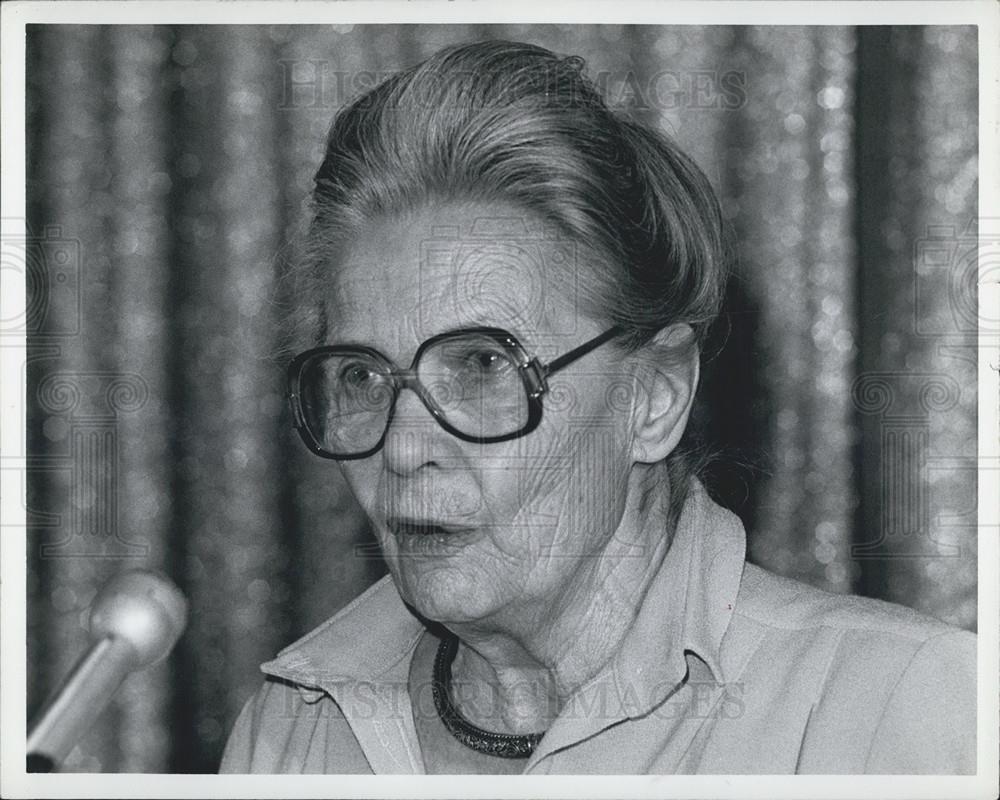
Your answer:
[24,25,978,772]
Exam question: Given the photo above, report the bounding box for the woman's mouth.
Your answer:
[385,517,481,556]
[387,518,474,538]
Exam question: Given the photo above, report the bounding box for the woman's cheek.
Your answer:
[339,463,379,515]
[486,445,584,555]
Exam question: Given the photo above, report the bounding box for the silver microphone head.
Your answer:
[88,569,188,668]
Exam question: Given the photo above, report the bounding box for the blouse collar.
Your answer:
[260,478,747,718]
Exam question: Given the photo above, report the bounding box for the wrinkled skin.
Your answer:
[320,199,698,742]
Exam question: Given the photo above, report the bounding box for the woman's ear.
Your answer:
[628,325,700,464]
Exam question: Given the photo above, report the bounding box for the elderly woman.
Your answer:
[220,41,975,775]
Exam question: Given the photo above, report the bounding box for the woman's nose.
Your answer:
[382,387,442,474]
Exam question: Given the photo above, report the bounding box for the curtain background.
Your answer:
[23,24,978,773]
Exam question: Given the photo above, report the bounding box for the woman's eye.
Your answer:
[340,363,376,387]
[467,349,510,374]
[474,351,500,369]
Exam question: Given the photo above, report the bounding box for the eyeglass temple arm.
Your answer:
[541,326,626,378]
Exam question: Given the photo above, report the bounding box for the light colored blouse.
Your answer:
[219,481,976,774]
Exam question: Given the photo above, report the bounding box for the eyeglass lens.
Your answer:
[297,332,531,454]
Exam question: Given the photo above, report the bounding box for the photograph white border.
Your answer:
[2,2,997,798]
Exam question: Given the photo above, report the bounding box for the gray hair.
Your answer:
[296,39,730,522]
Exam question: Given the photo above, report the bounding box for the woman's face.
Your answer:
[324,200,640,628]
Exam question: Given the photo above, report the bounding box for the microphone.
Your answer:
[26,569,188,772]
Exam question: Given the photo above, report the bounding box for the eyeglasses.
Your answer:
[287,325,625,460]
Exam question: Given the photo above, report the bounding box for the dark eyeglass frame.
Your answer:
[287,324,626,460]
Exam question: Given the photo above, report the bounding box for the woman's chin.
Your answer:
[391,560,504,625]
